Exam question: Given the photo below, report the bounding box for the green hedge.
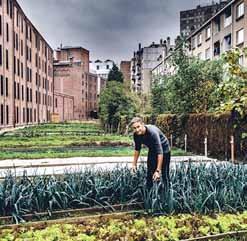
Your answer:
[155,112,246,161]
[121,112,246,161]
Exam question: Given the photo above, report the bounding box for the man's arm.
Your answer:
[132,150,140,172]
[156,154,163,172]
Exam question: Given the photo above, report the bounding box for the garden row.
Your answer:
[0,162,246,222]
[0,212,247,240]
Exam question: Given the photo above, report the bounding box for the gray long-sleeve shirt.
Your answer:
[133,125,170,154]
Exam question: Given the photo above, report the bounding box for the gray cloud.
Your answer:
[18,0,219,63]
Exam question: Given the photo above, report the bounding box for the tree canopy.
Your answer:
[107,63,124,83]
[99,81,137,131]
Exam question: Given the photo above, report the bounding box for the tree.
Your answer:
[213,48,247,116]
[99,81,137,132]
[151,45,223,114]
[108,64,124,83]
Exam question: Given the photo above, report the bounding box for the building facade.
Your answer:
[54,46,97,121]
[90,59,114,79]
[90,59,113,94]
[180,1,229,37]
[0,0,53,129]
[131,38,174,94]
[152,0,247,79]
[120,61,131,83]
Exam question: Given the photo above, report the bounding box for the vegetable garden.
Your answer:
[0,123,246,240]
[0,162,246,240]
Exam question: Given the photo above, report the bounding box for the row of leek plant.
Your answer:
[0,162,246,222]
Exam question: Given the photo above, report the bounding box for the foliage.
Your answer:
[151,45,224,114]
[0,162,246,221]
[99,81,137,131]
[107,63,124,83]
[0,212,247,240]
[213,48,247,116]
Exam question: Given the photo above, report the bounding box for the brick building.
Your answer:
[180,1,229,37]
[0,0,54,129]
[120,61,131,84]
[54,46,97,121]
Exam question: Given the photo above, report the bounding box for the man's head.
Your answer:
[129,117,146,135]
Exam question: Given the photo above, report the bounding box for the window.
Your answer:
[21,62,23,78]
[7,0,9,15]
[23,108,25,123]
[17,83,20,99]
[17,59,20,76]
[34,109,36,122]
[236,28,244,45]
[21,85,24,100]
[14,81,16,99]
[26,108,29,123]
[224,34,232,51]
[6,23,9,42]
[197,33,202,46]
[191,36,196,49]
[214,16,221,33]
[206,26,211,40]
[96,65,99,70]
[26,87,29,101]
[0,75,3,96]
[0,45,2,65]
[16,107,19,124]
[26,67,29,81]
[6,49,8,69]
[236,2,244,19]
[0,15,2,35]
[14,56,16,74]
[0,104,3,124]
[30,88,32,102]
[16,33,18,50]
[224,7,232,27]
[21,40,23,56]
[214,41,220,56]
[106,65,109,69]
[5,78,8,96]
[6,105,9,124]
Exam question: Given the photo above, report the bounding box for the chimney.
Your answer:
[60,43,63,49]
[167,37,171,50]
[160,38,163,46]
[138,43,141,51]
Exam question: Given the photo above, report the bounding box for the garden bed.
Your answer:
[0,211,246,240]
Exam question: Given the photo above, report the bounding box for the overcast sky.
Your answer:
[18,0,220,63]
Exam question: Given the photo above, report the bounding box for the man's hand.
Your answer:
[153,170,161,181]
[131,164,137,173]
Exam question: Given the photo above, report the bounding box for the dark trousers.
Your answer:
[146,151,171,189]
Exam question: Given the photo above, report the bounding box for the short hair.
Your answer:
[129,117,143,126]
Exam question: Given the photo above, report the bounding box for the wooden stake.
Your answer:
[230,135,235,163]
[204,137,208,157]
[184,134,187,153]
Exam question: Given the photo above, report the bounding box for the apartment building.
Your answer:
[54,46,97,121]
[189,0,246,64]
[131,38,174,94]
[152,0,247,78]
[0,0,54,129]
[180,1,229,36]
